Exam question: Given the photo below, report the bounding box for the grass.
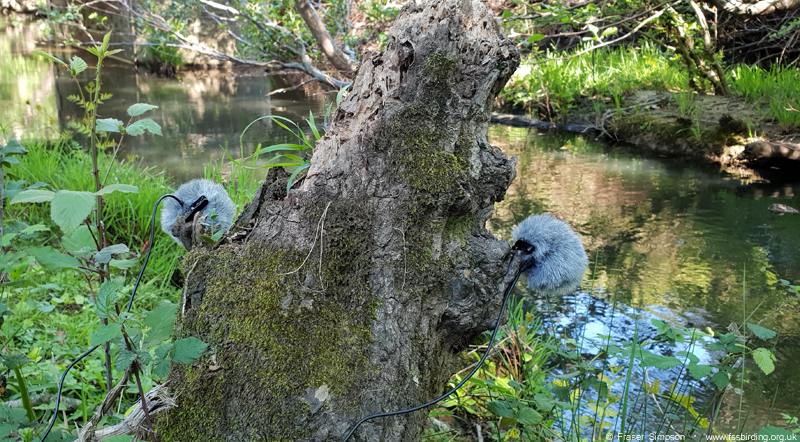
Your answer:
[730,65,800,131]
[6,139,184,293]
[503,43,688,117]
[504,45,800,133]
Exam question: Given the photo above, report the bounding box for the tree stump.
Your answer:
[154,1,520,440]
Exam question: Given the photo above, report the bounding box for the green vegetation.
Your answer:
[730,65,800,131]
[504,44,688,118]
[423,279,800,441]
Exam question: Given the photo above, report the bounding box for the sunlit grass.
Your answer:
[729,65,800,131]
[503,43,689,113]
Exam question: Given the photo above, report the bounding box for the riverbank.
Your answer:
[492,90,800,178]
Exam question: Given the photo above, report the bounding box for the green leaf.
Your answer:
[170,337,208,364]
[601,27,618,38]
[758,425,795,437]
[640,351,681,369]
[1,233,17,247]
[486,401,516,419]
[152,344,172,378]
[688,363,711,379]
[125,119,162,136]
[51,190,95,235]
[252,144,309,156]
[712,371,730,389]
[127,103,158,117]
[95,279,123,319]
[95,243,129,264]
[0,354,31,370]
[528,34,545,43]
[63,225,97,257]
[21,224,48,235]
[96,118,124,133]
[0,156,20,165]
[109,258,138,269]
[90,323,121,345]
[94,183,139,196]
[747,323,777,340]
[10,189,55,204]
[32,50,66,66]
[308,111,321,140]
[69,56,88,77]
[752,347,776,375]
[115,348,137,372]
[516,406,543,425]
[335,84,349,105]
[28,247,81,271]
[587,24,599,36]
[287,163,310,193]
[4,180,27,200]
[102,30,112,49]
[501,9,513,19]
[143,302,178,348]
[105,49,124,57]
[0,139,26,156]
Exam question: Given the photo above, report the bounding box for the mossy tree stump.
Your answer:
[154,1,520,440]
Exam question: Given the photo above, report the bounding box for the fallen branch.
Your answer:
[75,382,174,442]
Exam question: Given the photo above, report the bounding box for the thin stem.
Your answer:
[0,164,5,256]
[88,48,114,397]
[116,302,156,441]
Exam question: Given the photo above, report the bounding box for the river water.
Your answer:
[3,18,799,435]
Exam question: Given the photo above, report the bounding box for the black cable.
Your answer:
[38,194,180,442]
[39,344,101,441]
[341,261,527,442]
[127,194,182,313]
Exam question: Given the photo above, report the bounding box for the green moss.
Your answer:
[155,199,378,441]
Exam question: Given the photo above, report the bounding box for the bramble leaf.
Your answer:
[91,323,121,345]
[125,119,162,136]
[50,190,95,235]
[96,118,124,133]
[747,323,777,340]
[10,189,55,204]
[170,337,207,364]
[94,184,138,196]
[95,279,123,319]
[127,103,158,117]
[752,347,776,375]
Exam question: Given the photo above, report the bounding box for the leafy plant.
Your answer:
[226,88,347,193]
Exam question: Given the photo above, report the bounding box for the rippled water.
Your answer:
[488,127,800,432]
[3,18,799,434]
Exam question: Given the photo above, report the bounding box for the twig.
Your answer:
[276,201,332,277]
[265,78,318,97]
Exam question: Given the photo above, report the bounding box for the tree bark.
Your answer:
[153,1,520,441]
[294,0,359,72]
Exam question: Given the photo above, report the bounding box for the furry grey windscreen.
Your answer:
[160,179,236,243]
[511,214,589,296]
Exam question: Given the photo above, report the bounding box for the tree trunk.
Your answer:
[153,1,520,440]
[294,0,359,72]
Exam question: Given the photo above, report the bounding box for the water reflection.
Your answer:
[0,20,329,182]
[489,126,800,432]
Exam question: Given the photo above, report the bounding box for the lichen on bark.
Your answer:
[154,1,520,440]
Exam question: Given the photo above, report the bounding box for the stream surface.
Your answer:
[3,19,799,436]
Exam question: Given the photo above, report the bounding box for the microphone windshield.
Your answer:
[511,214,588,296]
[160,179,236,243]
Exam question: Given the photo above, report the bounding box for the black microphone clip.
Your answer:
[512,238,537,273]
[184,195,209,222]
